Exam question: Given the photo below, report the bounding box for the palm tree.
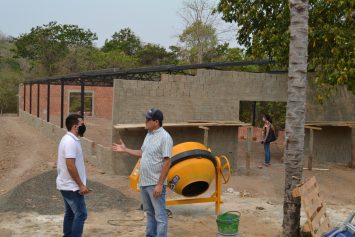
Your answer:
[282,0,309,236]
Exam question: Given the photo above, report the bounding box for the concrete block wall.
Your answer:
[112,126,239,175]
[314,126,352,164]
[112,70,288,125]
[112,69,355,170]
[19,111,116,174]
[305,126,353,166]
[304,82,355,165]
[111,69,288,173]
[306,84,355,122]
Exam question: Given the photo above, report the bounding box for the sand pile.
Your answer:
[0,170,139,214]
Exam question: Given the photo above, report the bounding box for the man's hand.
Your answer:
[112,139,127,153]
[153,184,163,198]
[79,185,89,195]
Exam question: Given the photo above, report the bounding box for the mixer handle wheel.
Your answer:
[218,155,231,184]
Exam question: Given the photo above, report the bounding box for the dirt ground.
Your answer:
[0,116,354,237]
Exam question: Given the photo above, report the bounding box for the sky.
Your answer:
[0,0,236,49]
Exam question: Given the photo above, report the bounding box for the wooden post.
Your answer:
[246,127,252,175]
[199,126,209,147]
[215,158,221,214]
[351,128,355,168]
[233,127,239,173]
[308,129,314,171]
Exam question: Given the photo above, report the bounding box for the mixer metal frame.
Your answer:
[166,155,230,214]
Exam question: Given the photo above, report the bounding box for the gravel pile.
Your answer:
[0,170,139,214]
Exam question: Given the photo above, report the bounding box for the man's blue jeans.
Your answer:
[60,190,88,237]
[264,142,271,164]
[140,185,168,237]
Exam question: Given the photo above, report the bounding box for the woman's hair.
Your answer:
[264,114,272,123]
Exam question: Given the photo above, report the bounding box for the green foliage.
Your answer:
[102,28,142,56]
[14,21,97,75]
[56,47,137,73]
[216,0,354,93]
[216,0,289,67]
[89,49,138,69]
[207,43,243,62]
[240,101,286,130]
[57,46,98,73]
[136,43,178,66]
[0,69,21,113]
[69,92,93,114]
[179,20,218,63]
[0,34,24,113]
[308,0,354,94]
[3,58,21,71]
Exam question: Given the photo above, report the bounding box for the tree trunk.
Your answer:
[283,0,309,236]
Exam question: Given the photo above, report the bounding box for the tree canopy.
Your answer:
[216,0,354,93]
[102,28,142,56]
[14,21,97,75]
[179,20,218,63]
[177,0,239,64]
[0,34,23,113]
[136,43,178,66]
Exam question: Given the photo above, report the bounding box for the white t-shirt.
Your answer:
[56,132,86,191]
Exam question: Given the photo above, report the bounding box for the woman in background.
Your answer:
[261,114,275,166]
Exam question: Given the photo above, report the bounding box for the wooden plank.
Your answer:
[305,125,322,130]
[198,126,210,130]
[308,129,314,170]
[114,122,248,129]
[301,184,321,204]
[114,122,214,129]
[303,167,330,171]
[299,177,318,195]
[246,127,252,175]
[306,121,355,128]
[306,120,355,124]
[310,206,331,237]
[304,197,323,221]
[292,176,317,198]
[302,194,323,213]
[299,179,323,217]
[302,221,312,233]
[301,180,320,199]
[233,127,239,173]
[292,176,332,237]
[199,126,209,147]
[188,120,244,124]
[317,217,332,237]
[292,186,302,197]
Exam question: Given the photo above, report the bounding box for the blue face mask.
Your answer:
[78,124,86,137]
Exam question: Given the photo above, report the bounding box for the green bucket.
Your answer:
[216,211,241,236]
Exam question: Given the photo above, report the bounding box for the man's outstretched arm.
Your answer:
[112,139,142,157]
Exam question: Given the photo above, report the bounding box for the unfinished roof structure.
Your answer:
[20,60,355,175]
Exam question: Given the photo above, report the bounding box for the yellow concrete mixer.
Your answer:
[129,141,231,214]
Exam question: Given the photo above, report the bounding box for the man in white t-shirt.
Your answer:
[56,114,89,237]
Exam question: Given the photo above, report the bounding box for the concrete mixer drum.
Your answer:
[129,141,232,214]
